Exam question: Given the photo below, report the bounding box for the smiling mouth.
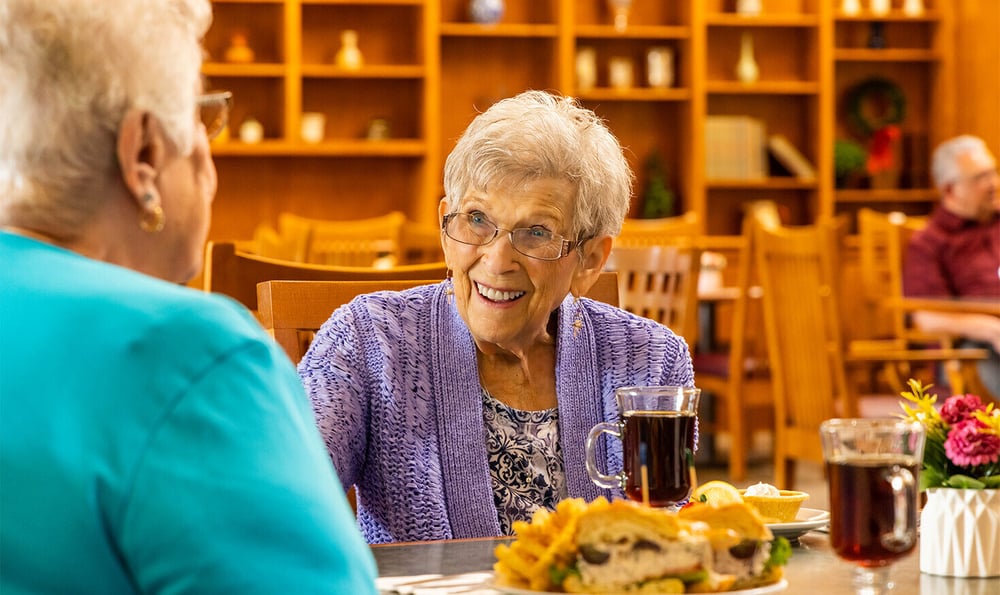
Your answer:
[476,282,525,303]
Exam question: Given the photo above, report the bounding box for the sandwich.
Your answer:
[679,501,789,591]
[494,497,790,593]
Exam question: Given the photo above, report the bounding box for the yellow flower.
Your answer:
[973,404,1000,436]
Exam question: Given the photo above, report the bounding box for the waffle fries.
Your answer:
[494,498,606,591]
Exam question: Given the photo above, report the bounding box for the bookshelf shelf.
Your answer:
[835,189,939,203]
[706,81,820,95]
[834,49,940,62]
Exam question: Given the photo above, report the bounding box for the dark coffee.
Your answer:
[622,410,695,507]
[827,457,919,567]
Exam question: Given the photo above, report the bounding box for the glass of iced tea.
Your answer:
[820,418,925,593]
[585,386,700,510]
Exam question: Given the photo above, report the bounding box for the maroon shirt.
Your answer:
[903,207,1000,298]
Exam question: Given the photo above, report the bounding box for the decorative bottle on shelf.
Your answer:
[902,0,925,17]
[335,30,363,70]
[736,0,762,17]
[607,0,632,33]
[870,0,891,17]
[575,47,597,92]
[840,0,862,16]
[867,22,887,49]
[736,32,760,84]
[224,32,255,64]
[469,0,504,25]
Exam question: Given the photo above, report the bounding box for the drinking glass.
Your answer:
[820,418,925,594]
[585,386,700,510]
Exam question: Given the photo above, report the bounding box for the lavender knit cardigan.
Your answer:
[298,281,694,544]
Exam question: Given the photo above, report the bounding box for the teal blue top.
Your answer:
[0,231,377,594]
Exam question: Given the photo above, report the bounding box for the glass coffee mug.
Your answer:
[585,386,700,509]
[820,418,925,594]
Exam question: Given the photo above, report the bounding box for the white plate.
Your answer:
[766,508,830,540]
[491,578,788,594]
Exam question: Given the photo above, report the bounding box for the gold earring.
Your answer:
[139,193,165,233]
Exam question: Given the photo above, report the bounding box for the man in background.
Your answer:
[903,135,1000,399]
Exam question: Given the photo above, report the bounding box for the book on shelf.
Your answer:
[767,134,816,181]
[704,115,767,181]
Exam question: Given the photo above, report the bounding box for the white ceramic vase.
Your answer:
[903,0,925,17]
[469,0,504,25]
[840,0,862,16]
[870,0,891,17]
[735,32,760,84]
[919,488,1000,577]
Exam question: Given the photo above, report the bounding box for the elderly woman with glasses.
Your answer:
[0,1,376,592]
[300,90,695,544]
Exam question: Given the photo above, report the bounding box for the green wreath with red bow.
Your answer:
[846,77,906,174]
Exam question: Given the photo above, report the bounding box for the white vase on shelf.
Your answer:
[646,47,674,89]
[902,0,925,17]
[840,0,862,16]
[735,31,759,84]
[576,47,597,92]
[870,0,891,17]
[468,0,504,25]
[736,0,762,16]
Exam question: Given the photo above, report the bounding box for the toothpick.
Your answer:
[640,442,650,507]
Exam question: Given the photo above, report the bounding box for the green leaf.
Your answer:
[549,564,578,586]
[920,467,947,491]
[945,474,986,489]
[766,537,792,570]
[980,476,1000,488]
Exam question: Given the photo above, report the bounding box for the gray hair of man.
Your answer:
[931,134,990,190]
[441,90,634,242]
[0,0,212,239]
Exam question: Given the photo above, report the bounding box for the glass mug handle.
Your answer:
[883,466,918,552]
[585,421,624,489]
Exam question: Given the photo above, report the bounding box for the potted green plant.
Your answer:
[641,151,675,218]
[834,139,868,188]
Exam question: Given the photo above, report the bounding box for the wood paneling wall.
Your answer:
[953,0,1000,151]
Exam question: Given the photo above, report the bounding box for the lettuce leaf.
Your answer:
[765,537,792,571]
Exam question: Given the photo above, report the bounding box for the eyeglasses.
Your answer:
[956,168,999,187]
[442,212,579,261]
[198,91,233,140]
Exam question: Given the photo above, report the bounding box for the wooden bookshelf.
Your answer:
[204,0,963,240]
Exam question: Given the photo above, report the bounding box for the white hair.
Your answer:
[931,135,990,190]
[0,0,211,237]
[442,90,634,240]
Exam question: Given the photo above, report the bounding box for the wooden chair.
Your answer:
[257,272,620,364]
[605,244,702,348]
[399,220,443,264]
[276,211,408,266]
[692,200,780,483]
[752,220,988,488]
[202,241,448,314]
[616,211,700,248]
[853,208,986,395]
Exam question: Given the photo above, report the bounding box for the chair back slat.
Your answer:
[606,245,701,347]
[203,241,448,313]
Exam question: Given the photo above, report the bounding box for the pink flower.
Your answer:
[944,419,1000,468]
[940,394,987,425]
